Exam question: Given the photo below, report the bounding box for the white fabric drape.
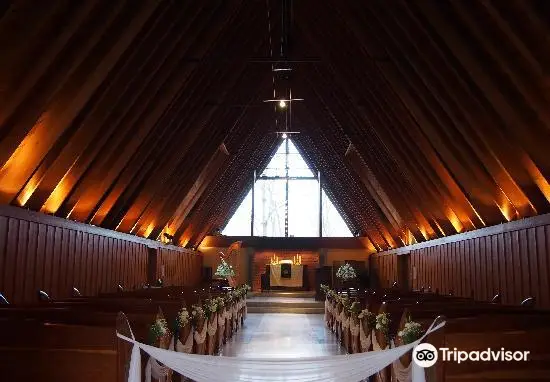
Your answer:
[118,319,444,382]
[145,357,170,382]
[194,322,208,345]
[170,331,193,354]
[359,322,371,352]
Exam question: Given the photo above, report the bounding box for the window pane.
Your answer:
[222,190,252,236]
[254,179,286,237]
[288,180,319,237]
[322,190,353,237]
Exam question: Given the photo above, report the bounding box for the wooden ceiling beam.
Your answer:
[55,2,218,222]
[100,4,253,231]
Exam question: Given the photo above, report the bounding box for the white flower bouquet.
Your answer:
[398,320,423,344]
[375,312,390,335]
[149,318,168,343]
[191,304,205,326]
[336,263,357,281]
[176,308,190,328]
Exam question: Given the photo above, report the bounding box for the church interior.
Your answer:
[1,0,550,380]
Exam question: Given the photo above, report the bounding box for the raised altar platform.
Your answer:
[246,291,324,314]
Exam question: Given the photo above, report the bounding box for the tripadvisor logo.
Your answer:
[413,343,438,367]
[413,344,530,367]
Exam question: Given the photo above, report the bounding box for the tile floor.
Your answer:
[220,313,345,358]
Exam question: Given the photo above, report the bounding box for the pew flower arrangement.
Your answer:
[375,313,390,337]
[203,298,218,318]
[215,296,225,309]
[215,259,235,279]
[398,319,423,345]
[191,304,205,326]
[176,307,190,328]
[348,301,362,316]
[336,263,357,281]
[358,308,376,328]
[320,284,330,295]
[149,318,169,343]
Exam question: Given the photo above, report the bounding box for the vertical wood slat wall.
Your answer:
[370,213,550,308]
[157,247,203,287]
[369,254,397,288]
[0,206,202,304]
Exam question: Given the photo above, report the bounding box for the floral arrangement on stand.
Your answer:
[398,318,423,344]
[149,318,169,344]
[214,258,235,279]
[336,263,357,281]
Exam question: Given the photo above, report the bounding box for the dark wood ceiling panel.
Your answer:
[0,0,549,250]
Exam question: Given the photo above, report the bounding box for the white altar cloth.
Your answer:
[270,264,303,287]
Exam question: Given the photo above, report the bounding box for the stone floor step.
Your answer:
[250,291,315,298]
[246,306,325,314]
[247,301,324,309]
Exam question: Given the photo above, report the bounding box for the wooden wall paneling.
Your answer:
[504,231,514,304]
[66,228,76,294]
[484,236,492,299]
[495,235,503,299]
[23,222,38,302]
[527,228,539,304]
[0,217,6,297]
[372,214,550,307]
[537,226,549,307]
[51,227,61,297]
[511,230,522,303]
[59,228,70,297]
[3,219,17,301]
[519,229,531,301]
[14,219,28,302]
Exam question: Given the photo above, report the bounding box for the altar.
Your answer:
[269,263,304,287]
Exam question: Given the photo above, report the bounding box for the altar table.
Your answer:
[269,264,304,287]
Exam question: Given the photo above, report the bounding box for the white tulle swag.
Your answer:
[117,319,444,382]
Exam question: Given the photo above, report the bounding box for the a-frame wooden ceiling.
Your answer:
[1,0,549,251]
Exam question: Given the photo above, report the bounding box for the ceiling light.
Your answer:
[282,132,288,139]
[279,100,287,108]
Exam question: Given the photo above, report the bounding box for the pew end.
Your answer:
[38,290,51,302]
[0,293,8,304]
[520,297,535,308]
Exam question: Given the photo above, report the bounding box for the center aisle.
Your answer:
[220,313,345,358]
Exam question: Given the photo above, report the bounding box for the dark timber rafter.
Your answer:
[0,0,549,250]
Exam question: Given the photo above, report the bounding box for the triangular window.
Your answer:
[222,138,352,237]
